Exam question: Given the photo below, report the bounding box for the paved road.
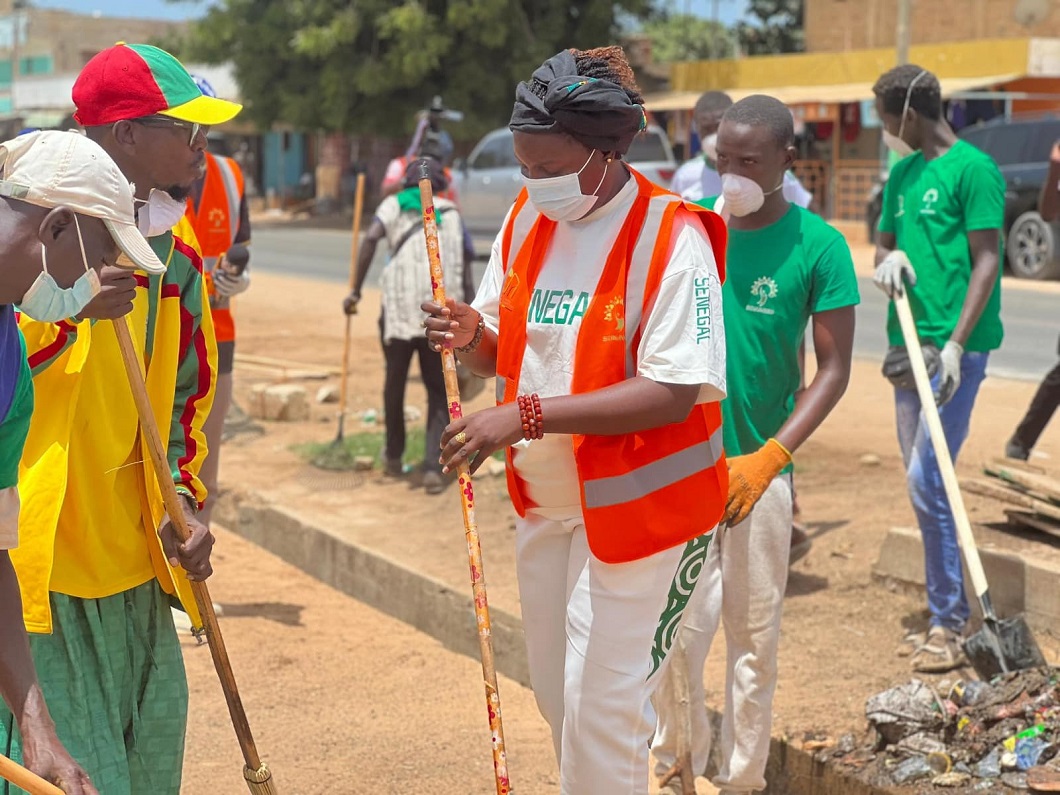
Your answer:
[251,226,1057,382]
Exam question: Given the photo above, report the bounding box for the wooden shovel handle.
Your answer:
[0,755,65,795]
[893,292,991,600]
[110,317,266,774]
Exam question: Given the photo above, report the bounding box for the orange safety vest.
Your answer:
[495,169,729,564]
[185,152,245,343]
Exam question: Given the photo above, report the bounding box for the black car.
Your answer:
[865,114,1060,280]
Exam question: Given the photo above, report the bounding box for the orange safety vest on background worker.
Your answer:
[185,152,245,342]
[495,171,729,564]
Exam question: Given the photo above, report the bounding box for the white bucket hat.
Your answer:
[0,130,166,274]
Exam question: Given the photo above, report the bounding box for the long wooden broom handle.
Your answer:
[0,755,65,795]
[417,162,511,795]
[110,318,275,793]
[340,173,367,417]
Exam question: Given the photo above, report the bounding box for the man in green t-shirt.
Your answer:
[0,130,165,793]
[653,95,859,795]
[872,65,1004,673]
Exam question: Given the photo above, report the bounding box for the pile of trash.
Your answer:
[827,667,1060,791]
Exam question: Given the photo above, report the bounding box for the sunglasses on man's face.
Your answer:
[132,116,210,146]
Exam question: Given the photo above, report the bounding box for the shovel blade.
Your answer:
[963,615,1046,680]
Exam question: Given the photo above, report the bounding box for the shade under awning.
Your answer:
[644,74,1023,112]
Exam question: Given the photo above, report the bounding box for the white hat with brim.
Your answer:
[0,130,166,274]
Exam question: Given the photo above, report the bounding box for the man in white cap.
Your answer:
[7,42,240,794]
[0,129,166,795]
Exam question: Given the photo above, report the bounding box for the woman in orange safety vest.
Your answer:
[423,45,729,795]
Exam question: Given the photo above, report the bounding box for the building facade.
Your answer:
[806,0,1060,53]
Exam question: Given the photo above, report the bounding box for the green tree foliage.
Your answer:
[169,0,655,136]
[643,12,735,63]
[736,0,804,55]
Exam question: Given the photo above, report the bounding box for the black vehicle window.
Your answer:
[626,132,668,163]
[470,134,516,169]
[981,125,1030,167]
[1029,119,1060,162]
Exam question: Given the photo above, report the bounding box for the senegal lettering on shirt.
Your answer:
[528,288,590,326]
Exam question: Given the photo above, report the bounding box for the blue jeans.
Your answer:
[894,351,989,632]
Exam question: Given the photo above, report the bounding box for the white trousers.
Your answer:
[652,477,792,793]
[516,510,714,795]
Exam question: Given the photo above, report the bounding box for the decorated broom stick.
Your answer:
[110,317,277,795]
[417,160,511,795]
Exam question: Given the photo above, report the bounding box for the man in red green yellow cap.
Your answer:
[4,43,241,794]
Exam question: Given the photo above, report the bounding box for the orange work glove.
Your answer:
[723,438,792,526]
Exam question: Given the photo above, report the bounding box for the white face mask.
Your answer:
[17,216,102,323]
[720,173,782,217]
[882,129,915,158]
[523,150,607,222]
[135,188,188,237]
[701,133,718,163]
[882,70,927,159]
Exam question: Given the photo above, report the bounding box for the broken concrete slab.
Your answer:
[873,526,1060,630]
[250,383,310,422]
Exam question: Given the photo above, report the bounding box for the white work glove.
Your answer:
[935,340,964,406]
[213,269,250,297]
[874,250,917,298]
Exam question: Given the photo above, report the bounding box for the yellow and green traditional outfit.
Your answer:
[0,216,216,795]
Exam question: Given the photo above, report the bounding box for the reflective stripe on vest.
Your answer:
[495,168,729,563]
[582,427,724,509]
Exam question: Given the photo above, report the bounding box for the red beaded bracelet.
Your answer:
[517,393,544,441]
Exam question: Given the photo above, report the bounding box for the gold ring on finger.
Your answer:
[455,431,467,445]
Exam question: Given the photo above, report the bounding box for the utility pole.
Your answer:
[896,0,912,65]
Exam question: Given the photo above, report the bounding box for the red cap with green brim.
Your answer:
[73,42,242,127]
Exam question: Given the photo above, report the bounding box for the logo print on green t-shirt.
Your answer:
[746,276,778,316]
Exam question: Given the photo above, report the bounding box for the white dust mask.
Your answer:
[17,216,101,322]
[135,188,188,237]
[720,173,782,217]
[523,150,607,222]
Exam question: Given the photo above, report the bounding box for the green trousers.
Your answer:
[0,579,188,795]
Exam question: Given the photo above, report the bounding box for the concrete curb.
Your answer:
[873,526,1060,629]
[216,489,891,795]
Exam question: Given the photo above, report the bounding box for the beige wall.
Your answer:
[806,0,1060,52]
[0,2,185,73]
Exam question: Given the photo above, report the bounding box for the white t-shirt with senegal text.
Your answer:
[473,177,726,515]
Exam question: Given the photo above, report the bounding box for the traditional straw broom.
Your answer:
[417,160,511,794]
[110,317,277,794]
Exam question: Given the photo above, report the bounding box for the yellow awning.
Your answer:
[645,75,1022,112]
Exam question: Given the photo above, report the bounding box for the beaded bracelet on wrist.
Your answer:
[517,393,544,441]
[456,314,486,354]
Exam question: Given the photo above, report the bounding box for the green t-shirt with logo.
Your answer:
[878,139,1004,351]
[699,199,861,460]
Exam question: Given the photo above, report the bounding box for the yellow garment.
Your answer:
[14,218,216,633]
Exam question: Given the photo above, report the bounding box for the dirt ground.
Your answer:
[193,270,1060,793]
[180,528,559,794]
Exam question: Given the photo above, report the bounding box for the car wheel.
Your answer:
[1006,211,1060,280]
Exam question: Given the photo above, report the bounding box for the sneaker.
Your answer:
[896,630,927,657]
[789,523,812,565]
[911,626,968,673]
[1005,438,1031,461]
[423,470,447,495]
[383,458,404,477]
